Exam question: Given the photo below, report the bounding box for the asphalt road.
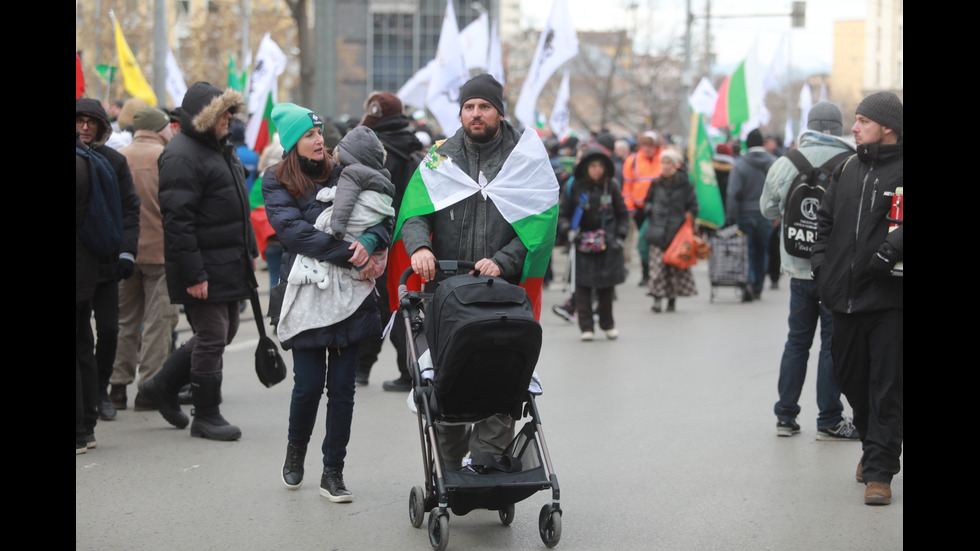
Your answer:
[76,252,903,550]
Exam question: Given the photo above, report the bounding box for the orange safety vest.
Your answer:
[621,151,662,211]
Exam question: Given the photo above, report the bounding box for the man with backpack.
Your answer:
[76,98,142,425]
[760,102,858,442]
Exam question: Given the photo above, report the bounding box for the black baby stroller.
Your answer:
[397,260,562,551]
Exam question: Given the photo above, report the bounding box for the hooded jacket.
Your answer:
[558,147,629,287]
[75,98,141,280]
[329,126,395,239]
[811,139,903,313]
[370,114,424,213]
[726,147,775,222]
[158,82,258,303]
[760,131,854,279]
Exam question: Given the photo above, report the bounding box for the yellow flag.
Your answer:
[114,20,157,105]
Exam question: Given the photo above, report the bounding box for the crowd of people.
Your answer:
[77,77,902,507]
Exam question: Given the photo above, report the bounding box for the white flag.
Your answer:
[165,49,187,107]
[487,19,505,86]
[398,60,435,109]
[799,83,813,135]
[245,33,287,152]
[549,70,571,136]
[784,117,794,148]
[460,13,489,72]
[514,0,578,129]
[818,83,828,103]
[247,33,287,116]
[688,76,718,117]
[426,0,470,135]
[763,33,786,94]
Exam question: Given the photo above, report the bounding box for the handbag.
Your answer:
[663,213,697,270]
[576,228,607,254]
[249,287,287,388]
[575,186,608,254]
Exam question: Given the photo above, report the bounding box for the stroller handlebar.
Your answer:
[398,260,477,286]
[398,260,478,302]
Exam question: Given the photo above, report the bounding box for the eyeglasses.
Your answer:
[76,116,99,129]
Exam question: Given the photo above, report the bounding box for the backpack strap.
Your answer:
[785,148,813,175]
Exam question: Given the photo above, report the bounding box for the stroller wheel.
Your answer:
[499,503,515,526]
[428,511,449,551]
[539,504,562,548]
[409,486,425,528]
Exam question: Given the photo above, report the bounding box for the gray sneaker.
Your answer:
[817,417,860,441]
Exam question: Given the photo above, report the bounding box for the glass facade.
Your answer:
[369,0,493,93]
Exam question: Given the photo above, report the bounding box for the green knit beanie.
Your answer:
[272,103,323,153]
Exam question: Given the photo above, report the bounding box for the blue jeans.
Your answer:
[288,345,359,471]
[736,215,772,295]
[773,278,843,429]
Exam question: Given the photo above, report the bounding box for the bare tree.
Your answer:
[284,0,315,108]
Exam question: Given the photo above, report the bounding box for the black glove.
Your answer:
[867,241,899,278]
[117,258,135,280]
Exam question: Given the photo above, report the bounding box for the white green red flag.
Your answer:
[710,51,762,134]
[388,128,559,319]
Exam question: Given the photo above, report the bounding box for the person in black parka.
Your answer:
[557,147,629,340]
[140,82,257,442]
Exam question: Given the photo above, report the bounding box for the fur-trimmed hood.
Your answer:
[75,98,112,146]
[180,82,244,136]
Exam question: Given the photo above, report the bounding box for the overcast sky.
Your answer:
[520,0,868,75]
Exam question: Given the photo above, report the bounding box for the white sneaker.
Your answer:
[580,331,594,341]
[605,328,618,340]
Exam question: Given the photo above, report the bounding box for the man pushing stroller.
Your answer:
[398,73,558,469]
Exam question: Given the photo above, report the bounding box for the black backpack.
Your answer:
[782,150,851,258]
[76,144,123,257]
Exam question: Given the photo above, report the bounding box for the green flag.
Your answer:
[687,111,725,229]
[95,64,117,84]
[227,53,244,91]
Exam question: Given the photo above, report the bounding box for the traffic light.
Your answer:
[792,2,806,28]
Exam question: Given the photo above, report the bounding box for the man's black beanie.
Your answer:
[856,91,903,135]
[458,74,505,117]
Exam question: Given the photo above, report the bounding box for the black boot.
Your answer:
[138,345,192,429]
[638,261,650,286]
[189,372,242,441]
[282,443,307,489]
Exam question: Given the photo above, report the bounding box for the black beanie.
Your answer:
[458,74,505,117]
[856,91,903,135]
[746,128,764,149]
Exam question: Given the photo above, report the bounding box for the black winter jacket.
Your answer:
[643,169,699,249]
[811,140,903,313]
[75,98,141,282]
[158,83,257,303]
[558,148,629,288]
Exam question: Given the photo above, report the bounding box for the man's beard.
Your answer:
[464,118,500,144]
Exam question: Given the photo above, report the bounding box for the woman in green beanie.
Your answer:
[262,103,393,502]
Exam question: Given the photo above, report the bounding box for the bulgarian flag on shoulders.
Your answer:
[387,127,559,320]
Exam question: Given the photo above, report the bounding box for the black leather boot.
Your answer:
[138,344,192,429]
[189,372,242,441]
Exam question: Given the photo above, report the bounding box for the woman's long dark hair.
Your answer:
[275,148,334,199]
